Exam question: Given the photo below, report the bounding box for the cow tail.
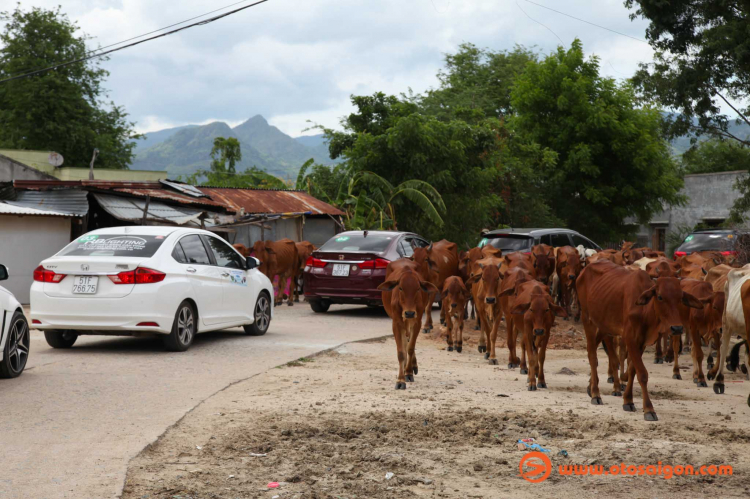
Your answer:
[727,339,747,372]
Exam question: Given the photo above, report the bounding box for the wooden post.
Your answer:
[141,195,150,225]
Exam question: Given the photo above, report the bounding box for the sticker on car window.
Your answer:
[335,236,350,242]
[78,234,99,243]
[228,270,247,286]
[684,235,694,242]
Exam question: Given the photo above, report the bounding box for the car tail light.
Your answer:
[721,251,737,256]
[360,258,390,270]
[305,256,327,268]
[673,251,687,261]
[32,319,41,325]
[33,265,66,283]
[109,267,166,285]
[136,322,160,327]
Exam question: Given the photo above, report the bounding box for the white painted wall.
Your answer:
[0,216,71,303]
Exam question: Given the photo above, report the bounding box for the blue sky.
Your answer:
[9,0,657,135]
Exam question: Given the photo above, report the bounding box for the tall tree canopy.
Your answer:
[210,137,242,174]
[626,0,750,144]
[680,139,750,175]
[510,39,683,241]
[0,6,138,169]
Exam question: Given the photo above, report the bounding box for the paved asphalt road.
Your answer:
[0,303,394,498]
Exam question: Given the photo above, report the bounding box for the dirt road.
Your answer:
[0,304,390,499]
[123,320,750,499]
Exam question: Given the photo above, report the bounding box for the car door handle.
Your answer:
[186,267,197,273]
[222,272,230,277]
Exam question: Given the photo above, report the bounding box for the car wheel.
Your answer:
[44,330,78,349]
[0,312,30,378]
[309,299,331,314]
[244,292,271,336]
[164,301,196,352]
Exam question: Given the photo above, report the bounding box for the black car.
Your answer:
[673,229,743,259]
[478,228,601,254]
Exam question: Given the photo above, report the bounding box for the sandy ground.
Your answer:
[122,317,750,499]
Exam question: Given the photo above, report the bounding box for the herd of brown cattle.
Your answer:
[379,240,750,421]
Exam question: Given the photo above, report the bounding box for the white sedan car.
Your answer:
[30,227,274,352]
[1,264,29,378]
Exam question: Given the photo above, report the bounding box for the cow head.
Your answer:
[411,246,439,283]
[558,250,582,288]
[251,240,276,278]
[378,270,438,321]
[511,291,567,336]
[646,259,678,279]
[635,276,703,335]
[532,248,555,284]
[467,262,503,304]
[442,276,469,319]
[498,267,532,297]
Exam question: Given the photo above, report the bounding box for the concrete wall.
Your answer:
[57,168,168,181]
[303,217,338,246]
[0,216,72,303]
[0,155,56,182]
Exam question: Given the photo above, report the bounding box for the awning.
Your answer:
[2,190,88,217]
[93,193,219,226]
[0,203,74,217]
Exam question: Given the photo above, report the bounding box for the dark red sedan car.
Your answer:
[303,230,430,313]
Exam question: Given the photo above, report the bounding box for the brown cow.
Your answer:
[645,257,679,279]
[422,240,460,330]
[441,276,469,353]
[459,247,484,326]
[251,239,299,306]
[556,246,583,320]
[511,280,567,390]
[577,260,703,421]
[379,267,438,389]
[233,243,251,257]
[498,267,533,369]
[293,241,316,303]
[531,244,556,285]
[678,280,725,387]
[467,258,504,363]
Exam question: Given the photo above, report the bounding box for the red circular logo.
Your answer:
[519,451,552,483]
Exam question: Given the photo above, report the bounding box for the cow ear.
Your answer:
[713,258,721,265]
[551,303,568,318]
[377,279,399,291]
[420,281,439,293]
[682,291,704,309]
[467,273,481,284]
[499,286,515,297]
[511,300,530,315]
[635,286,656,306]
[702,267,708,275]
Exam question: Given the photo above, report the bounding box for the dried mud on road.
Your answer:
[123,318,750,499]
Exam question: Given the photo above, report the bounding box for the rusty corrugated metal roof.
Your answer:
[110,188,228,210]
[198,187,344,216]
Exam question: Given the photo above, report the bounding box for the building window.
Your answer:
[652,227,666,252]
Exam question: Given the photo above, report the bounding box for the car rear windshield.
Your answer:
[676,233,735,253]
[481,235,533,252]
[319,234,395,252]
[57,234,167,257]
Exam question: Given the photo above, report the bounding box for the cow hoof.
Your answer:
[488,358,498,365]
[741,364,749,375]
[697,380,708,387]
[287,302,294,306]
[395,382,406,390]
[620,383,626,391]
[707,372,716,381]
[422,328,431,335]
[612,391,622,397]
[456,347,462,353]
[484,352,490,359]
[537,382,547,389]
[447,346,453,352]
[726,362,735,372]
[707,354,714,364]
[672,374,682,380]
[606,376,614,384]
[644,412,658,422]
[413,366,418,375]
[591,397,603,405]
[713,383,725,395]
[508,363,515,369]
[478,345,486,353]
[405,374,414,382]
[528,385,537,391]
[520,368,528,375]
[747,393,750,408]
[623,403,636,412]
[654,358,663,364]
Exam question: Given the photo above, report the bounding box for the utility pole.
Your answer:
[88,148,99,180]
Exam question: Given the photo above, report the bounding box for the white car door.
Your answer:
[203,236,253,324]
[173,235,226,326]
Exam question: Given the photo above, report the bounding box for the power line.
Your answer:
[524,0,648,45]
[515,1,564,46]
[0,0,269,84]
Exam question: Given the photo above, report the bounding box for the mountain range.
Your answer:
[131,115,336,180]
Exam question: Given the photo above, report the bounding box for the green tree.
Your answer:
[0,5,138,169]
[625,1,750,144]
[210,137,242,174]
[187,166,288,189]
[510,39,684,242]
[680,139,750,175]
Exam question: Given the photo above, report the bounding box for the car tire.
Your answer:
[44,330,78,349]
[164,301,197,352]
[244,292,271,336]
[0,312,30,378]
[309,299,331,314]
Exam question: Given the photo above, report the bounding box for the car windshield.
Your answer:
[676,233,735,253]
[319,234,395,252]
[480,235,533,252]
[57,234,167,257]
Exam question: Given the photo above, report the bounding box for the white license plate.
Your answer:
[332,264,350,277]
[72,276,98,294]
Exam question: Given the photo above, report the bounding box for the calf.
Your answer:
[441,276,469,353]
[421,240,460,330]
[556,246,583,320]
[467,260,504,364]
[511,280,567,390]
[251,239,299,306]
[577,260,702,421]
[498,267,533,370]
[531,244,555,285]
[677,280,724,387]
[379,267,438,389]
[459,247,484,327]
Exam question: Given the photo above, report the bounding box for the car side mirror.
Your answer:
[0,264,8,281]
[246,257,261,270]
